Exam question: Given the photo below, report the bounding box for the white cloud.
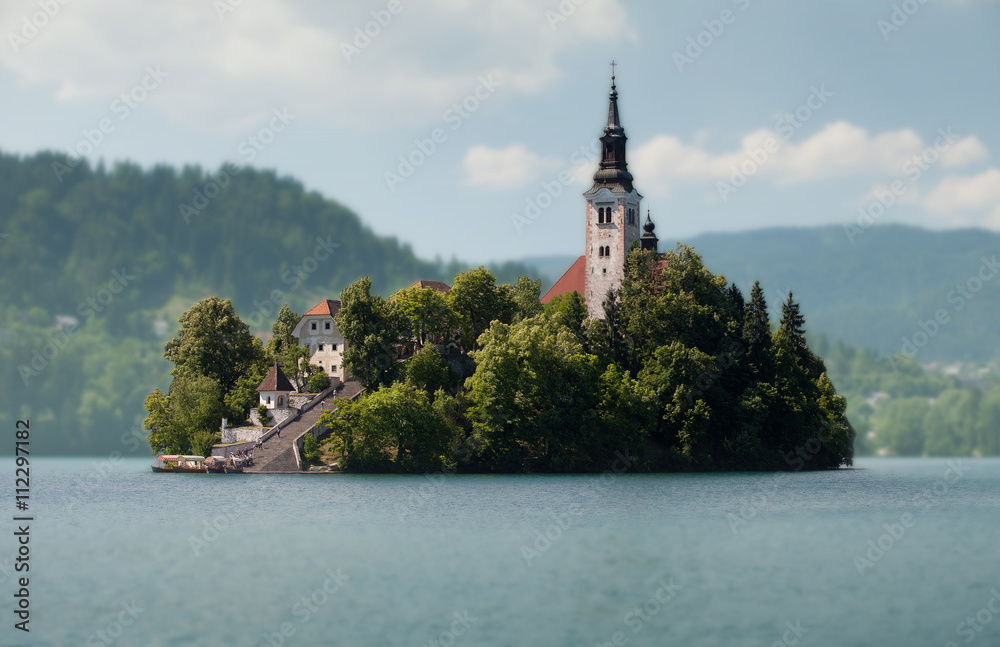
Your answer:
[631,121,988,195]
[462,144,559,190]
[0,0,633,131]
[941,135,989,168]
[923,169,1000,226]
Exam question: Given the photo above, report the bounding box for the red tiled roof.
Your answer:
[410,280,451,295]
[540,255,586,304]
[257,363,294,392]
[304,299,341,317]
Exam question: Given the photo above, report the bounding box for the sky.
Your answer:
[1,0,998,264]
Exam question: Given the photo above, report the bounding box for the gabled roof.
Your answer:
[303,299,341,317]
[540,255,586,304]
[410,280,451,295]
[257,363,294,392]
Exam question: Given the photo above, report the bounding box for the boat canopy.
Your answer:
[155,455,205,461]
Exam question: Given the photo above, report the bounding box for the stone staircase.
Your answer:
[245,380,363,473]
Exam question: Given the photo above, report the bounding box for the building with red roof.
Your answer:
[537,72,659,315]
[292,300,347,384]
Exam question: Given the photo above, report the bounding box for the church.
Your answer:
[541,71,660,319]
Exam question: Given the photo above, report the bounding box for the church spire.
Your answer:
[607,62,622,132]
[587,64,634,195]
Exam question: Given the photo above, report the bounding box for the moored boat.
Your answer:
[204,456,226,473]
[151,455,207,473]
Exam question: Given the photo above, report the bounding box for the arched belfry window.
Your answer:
[598,247,604,258]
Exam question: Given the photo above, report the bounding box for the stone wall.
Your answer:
[250,406,297,427]
[221,426,266,444]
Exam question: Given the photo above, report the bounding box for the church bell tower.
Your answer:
[583,68,643,319]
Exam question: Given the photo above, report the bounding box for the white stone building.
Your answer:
[292,299,348,384]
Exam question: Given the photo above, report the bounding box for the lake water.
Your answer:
[3,457,998,647]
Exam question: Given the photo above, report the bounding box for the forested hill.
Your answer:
[687,225,1000,364]
[0,150,533,326]
[0,149,536,455]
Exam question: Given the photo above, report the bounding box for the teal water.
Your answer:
[2,458,998,647]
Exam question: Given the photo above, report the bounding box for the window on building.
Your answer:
[332,344,337,351]
[318,343,324,351]
[604,246,610,257]
[266,396,271,405]
[331,365,337,372]
[310,321,317,331]
[599,247,604,257]
[325,321,331,330]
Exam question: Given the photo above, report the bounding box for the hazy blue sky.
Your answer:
[2,0,997,262]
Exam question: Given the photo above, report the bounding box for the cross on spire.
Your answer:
[610,60,617,81]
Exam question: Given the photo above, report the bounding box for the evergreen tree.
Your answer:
[742,281,773,379]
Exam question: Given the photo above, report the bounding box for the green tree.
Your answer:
[321,383,457,473]
[144,373,225,454]
[511,275,542,322]
[336,277,405,388]
[466,314,608,472]
[308,371,331,393]
[448,267,516,350]
[302,433,321,464]
[223,363,268,424]
[163,296,265,395]
[743,281,774,380]
[544,291,587,333]
[404,344,455,397]
[144,389,183,454]
[392,286,457,346]
[266,303,300,363]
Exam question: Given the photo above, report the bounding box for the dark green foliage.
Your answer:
[327,247,859,473]
[511,276,543,322]
[145,298,264,453]
[225,364,269,424]
[307,372,331,393]
[164,296,265,395]
[543,291,587,338]
[266,304,300,363]
[190,431,220,458]
[392,286,456,346]
[404,345,456,397]
[302,433,321,464]
[448,267,516,349]
[322,383,456,473]
[336,277,405,388]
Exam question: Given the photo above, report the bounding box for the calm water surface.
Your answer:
[3,457,998,647]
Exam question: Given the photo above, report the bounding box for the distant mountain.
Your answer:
[528,225,1000,363]
[687,225,1000,364]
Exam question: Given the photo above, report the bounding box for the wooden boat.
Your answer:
[204,457,227,473]
[151,455,207,473]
